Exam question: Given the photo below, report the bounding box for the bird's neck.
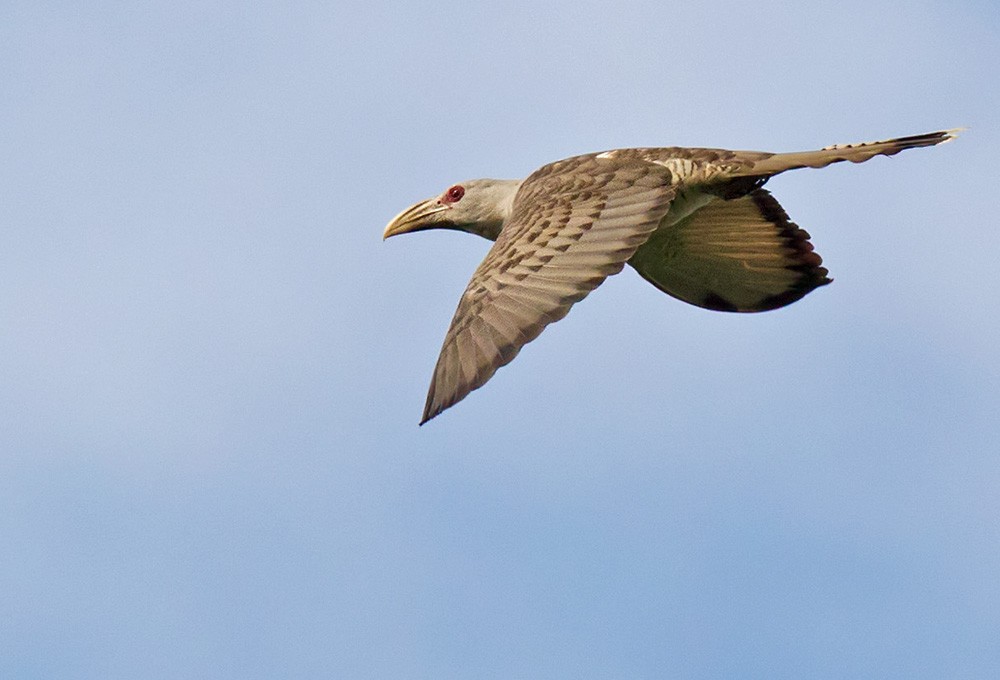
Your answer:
[468,179,522,241]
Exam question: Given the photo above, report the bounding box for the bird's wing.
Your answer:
[628,189,831,312]
[421,156,677,423]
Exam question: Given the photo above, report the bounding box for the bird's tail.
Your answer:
[744,128,962,177]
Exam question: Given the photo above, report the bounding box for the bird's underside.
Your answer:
[382,129,959,423]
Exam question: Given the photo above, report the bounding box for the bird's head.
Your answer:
[383,179,522,242]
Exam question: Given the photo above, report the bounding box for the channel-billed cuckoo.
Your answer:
[383,130,958,424]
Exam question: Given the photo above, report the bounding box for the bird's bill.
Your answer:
[382,198,448,239]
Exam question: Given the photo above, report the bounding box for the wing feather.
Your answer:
[421,157,677,423]
[628,189,831,312]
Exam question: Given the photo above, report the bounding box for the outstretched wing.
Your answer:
[628,189,831,312]
[421,156,677,424]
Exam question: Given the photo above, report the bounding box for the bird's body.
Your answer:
[383,130,959,423]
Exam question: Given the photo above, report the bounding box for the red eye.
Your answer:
[444,185,465,203]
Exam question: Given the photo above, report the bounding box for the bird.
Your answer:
[383,129,959,424]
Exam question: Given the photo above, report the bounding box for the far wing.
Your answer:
[628,189,831,312]
[421,156,676,423]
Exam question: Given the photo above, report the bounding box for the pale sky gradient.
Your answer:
[2,1,999,678]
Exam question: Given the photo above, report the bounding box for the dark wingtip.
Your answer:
[419,402,437,426]
[420,391,447,426]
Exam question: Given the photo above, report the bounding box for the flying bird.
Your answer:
[383,129,959,424]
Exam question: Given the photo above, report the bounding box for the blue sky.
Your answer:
[2,1,998,677]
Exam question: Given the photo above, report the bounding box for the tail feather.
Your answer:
[745,128,962,177]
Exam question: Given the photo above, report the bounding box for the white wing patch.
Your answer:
[651,157,696,178]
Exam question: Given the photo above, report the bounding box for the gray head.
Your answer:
[382,178,522,242]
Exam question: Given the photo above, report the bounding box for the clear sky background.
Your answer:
[2,1,998,678]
